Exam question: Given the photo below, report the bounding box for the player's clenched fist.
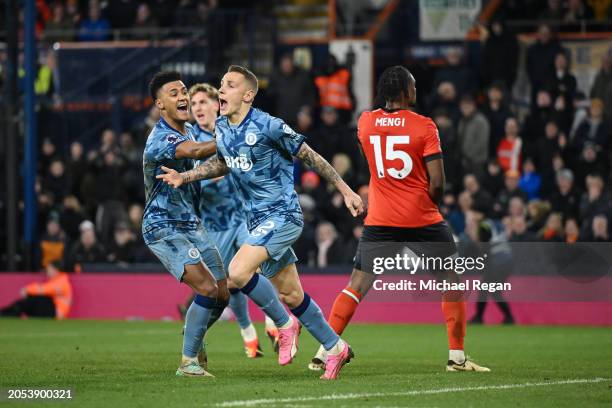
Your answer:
[156,166,184,188]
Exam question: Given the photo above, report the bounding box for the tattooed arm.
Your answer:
[296,143,364,216]
[156,154,229,188]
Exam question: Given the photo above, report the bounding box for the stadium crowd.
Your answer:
[8,1,612,272]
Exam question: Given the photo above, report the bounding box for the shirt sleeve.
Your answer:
[423,119,443,162]
[154,132,191,161]
[269,117,306,156]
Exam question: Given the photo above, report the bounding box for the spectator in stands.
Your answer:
[130,2,158,39]
[463,174,493,216]
[509,215,536,241]
[551,169,581,219]
[539,212,564,241]
[527,200,551,233]
[67,141,86,197]
[479,19,519,89]
[497,117,522,173]
[78,0,111,41]
[93,150,128,245]
[494,170,528,217]
[589,214,610,241]
[150,0,175,27]
[39,137,57,175]
[314,221,345,267]
[0,261,72,319]
[483,82,512,157]
[433,109,459,190]
[574,143,609,189]
[508,196,527,218]
[522,90,557,153]
[107,222,136,264]
[572,98,610,153]
[296,105,315,137]
[268,53,315,128]
[310,107,360,168]
[40,217,66,269]
[579,173,612,225]
[428,81,460,124]
[65,0,82,26]
[314,54,354,124]
[590,50,612,122]
[565,217,580,243]
[44,1,75,42]
[564,0,595,21]
[549,51,577,108]
[432,48,475,98]
[447,190,473,235]
[45,158,69,205]
[482,160,505,199]
[540,0,565,19]
[518,158,542,201]
[526,24,563,103]
[59,195,85,243]
[457,95,490,178]
[66,220,106,272]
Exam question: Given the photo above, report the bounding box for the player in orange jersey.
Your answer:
[309,66,490,373]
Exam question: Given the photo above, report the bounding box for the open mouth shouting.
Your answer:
[219,97,229,114]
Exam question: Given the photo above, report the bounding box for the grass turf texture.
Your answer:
[0,319,610,407]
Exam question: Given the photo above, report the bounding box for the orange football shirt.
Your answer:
[357,108,444,228]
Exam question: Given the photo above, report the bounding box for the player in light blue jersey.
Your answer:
[142,71,227,377]
[158,65,364,380]
[189,83,279,358]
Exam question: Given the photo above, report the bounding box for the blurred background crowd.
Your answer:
[1,0,611,273]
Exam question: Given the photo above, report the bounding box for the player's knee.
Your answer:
[278,288,302,309]
[194,279,218,298]
[227,261,251,286]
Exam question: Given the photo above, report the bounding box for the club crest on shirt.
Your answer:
[188,248,200,259]
[166,134,179,144]
[245,132,257,146]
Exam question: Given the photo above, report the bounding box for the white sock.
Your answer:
[278,316,293,330]
[314,344,327,361]
[449,349,465,364]
[264,315,276,330]
[327,338,346,356]
[240,324,258,342]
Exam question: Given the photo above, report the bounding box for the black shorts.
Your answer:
[353,221,457,272]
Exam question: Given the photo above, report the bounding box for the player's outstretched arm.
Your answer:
[296,143,364,217]
[175,140,217,160]
[156,154,229,188]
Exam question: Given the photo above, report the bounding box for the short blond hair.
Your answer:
[189,83,219,100]
[228,65,259,93]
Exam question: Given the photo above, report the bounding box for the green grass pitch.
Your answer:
[0,319,611,407]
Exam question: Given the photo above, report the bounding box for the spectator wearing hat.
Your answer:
[65,220,107,272]
[0,261,72,320]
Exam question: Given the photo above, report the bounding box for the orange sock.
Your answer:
[441,290,466,350]
[328,287,362,335]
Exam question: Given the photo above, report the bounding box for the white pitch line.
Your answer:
[216,377,610,407]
